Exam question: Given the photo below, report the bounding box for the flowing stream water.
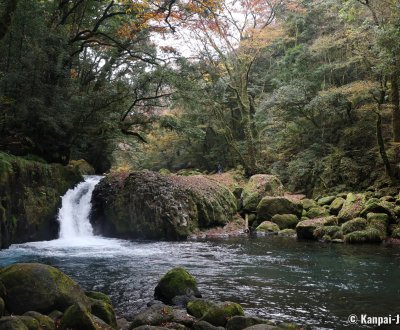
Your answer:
[0,176,400,329]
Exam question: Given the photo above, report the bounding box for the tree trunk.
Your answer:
[391,74,400,142]
[376,111,395,182]
[242,112,257,176]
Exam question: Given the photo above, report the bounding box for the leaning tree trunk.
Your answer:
[376,110,395,182]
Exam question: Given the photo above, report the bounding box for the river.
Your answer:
[0,176,399,329]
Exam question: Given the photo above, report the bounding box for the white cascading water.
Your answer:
[57,175,103,239]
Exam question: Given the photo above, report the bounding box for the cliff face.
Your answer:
[0,152,82,248]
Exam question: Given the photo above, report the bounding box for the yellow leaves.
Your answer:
[319,81,380,98]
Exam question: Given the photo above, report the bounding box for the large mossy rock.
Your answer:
[255,221,280,233]
[187,300,244,327]
[271,214,299,229]
[0,263,89,314]
[60,303,98,330]
[22,312,55,330]
[296,217,338,240]
[0,152,82,249]
[154,267,201,304]
[256,197,302,220]
[338,193,366,223]
[89,298,117,329]
[91,171,237,240]
[341,218,367,235]
[241,175,284,212]
[329,197,345,215]
[0,317,29,330]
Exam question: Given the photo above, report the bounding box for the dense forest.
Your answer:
[1,0,400,197]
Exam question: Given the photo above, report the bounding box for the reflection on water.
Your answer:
[0,236,399,329]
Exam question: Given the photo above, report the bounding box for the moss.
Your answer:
[85,291,112,305]
[306,207,330,218]
[256,197,303,220]
[0,317,29,330]
[271,214,299,229]
[341,218,367,235]
[256,221,280,233]
[338,193,366,223]
[89,298,117,329]
[16,316,40,330]
[60,303,98,330]
[187,299,216,318]
[300,199,317,210]
[392,226,400,238]
[154,267,201,304]
[317,196,336,206]
[344,228,383,244]
[201,302,244,327]
[0,263,89,314]
[278,229,296,237]
[313,226,342,240]
[22,312,54,330]
[329,197,345,215]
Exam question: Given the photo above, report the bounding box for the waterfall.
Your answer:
[57,175,103,239]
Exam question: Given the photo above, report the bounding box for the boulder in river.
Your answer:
[255,221,280,233]
[0,263,89,314]
[241,175,284,212]
[338,193,366,223]
[296,216,338,240]
[154,267,201,305]
[91,170,237,240]
[256,197,302,220]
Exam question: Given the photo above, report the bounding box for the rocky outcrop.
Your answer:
[91,171,237,240]
[0,152,82,249]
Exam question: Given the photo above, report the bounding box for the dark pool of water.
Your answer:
[0,236,399,329]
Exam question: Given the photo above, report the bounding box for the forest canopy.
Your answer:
[1,0,400,196]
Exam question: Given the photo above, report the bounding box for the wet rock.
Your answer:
[85,291,112,305]
[271,214,299,229]
[131,326,170,330]
[129,304,173,328]
[47,310,63,321]
[241,175,284,212]
[256,221,280,233]
[313,226,342,240]
[226,316,272,330]
[154,268,201,305]
[256,197,302,220]
[329,197,345,215]
[60,303,98,330]
[0,317,29,330]
[341,218,368,234]
[338,193,366,223]
[277,229,296,237]
[91,171,237,240]
[192,321,224,330]
[0,263,89,314]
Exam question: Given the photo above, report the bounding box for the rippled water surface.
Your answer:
[1,236,399,329]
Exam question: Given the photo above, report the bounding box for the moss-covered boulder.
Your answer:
[203,302,244,327]
[154,268,201,305]
[187,299,216,319]
[338,193,366,223]
[341,218,368,235]
[305,207,330,219]
[300,199,317,211]
[91,171,237,240]
[68,159,95,175]
[313,226,342,240]
[89,298,117,329]
[22,312,55,330]
[16,316,40,330]
[256,197,302,220]
[241,175,284,212]
[0,152,82,249]
[277,229,296,237]
[0,263,89,314]
[0,317,29,330]
[344,228,384,244]
[85,292,112,306]
[317,196,336,206]
[296,217,338,240]
[271,214,299,229]
[329,197,345,215]
[360,200,395,221]
[255,221,280,233]
[60,303,98,330]
[367,213,389,236]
